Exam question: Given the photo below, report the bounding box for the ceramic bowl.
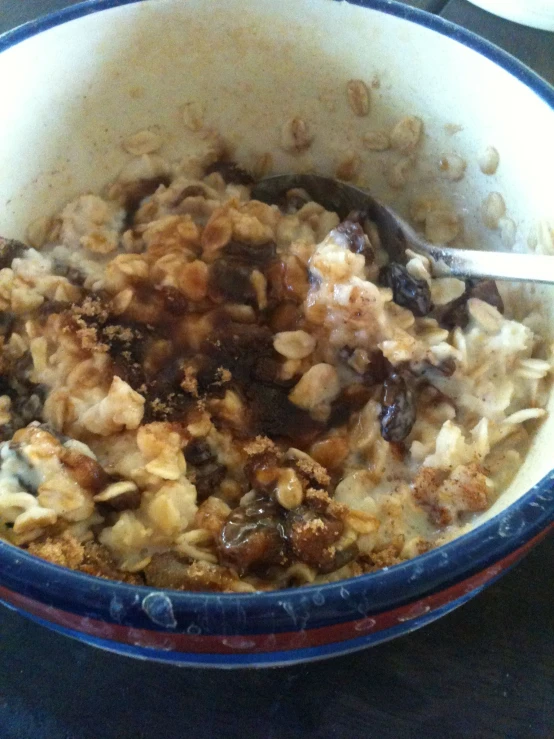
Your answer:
[466,0,554,31]
[0,0,553,668]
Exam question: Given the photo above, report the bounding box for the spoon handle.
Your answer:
[421,245,554,284]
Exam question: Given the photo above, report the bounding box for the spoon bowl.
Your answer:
[252,174,554,284]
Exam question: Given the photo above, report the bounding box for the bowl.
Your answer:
[0,0,553,668]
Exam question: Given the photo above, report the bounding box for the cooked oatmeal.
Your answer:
[0,148,550,593]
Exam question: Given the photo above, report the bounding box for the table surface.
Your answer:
[0,2,553,738]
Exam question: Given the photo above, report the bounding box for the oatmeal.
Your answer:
[0,150,550,592]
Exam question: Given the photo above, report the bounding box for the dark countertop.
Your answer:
[0,2,553,738]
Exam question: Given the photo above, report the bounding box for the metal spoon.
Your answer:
[252,174,554,284]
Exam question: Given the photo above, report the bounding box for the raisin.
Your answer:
[0,312,15,339]
[195,356,228,398]
[0,376,14,399]
[0,237,27,269]
[326,542,359,573]
[469,279,504,313]
[204,161,254,185]
[379,373,416,442]
[15,394,43,426]
[66,267,86,286]
[438,294,469,330]
[99,489,141,512]
[207,259,256,305]
[60,447,110,493]
[38,300,71,319]
[202,323,273,385]
[334,217,375,265]
[434,357,456,377]
[380,262,432,317]
[363,350,391,386]
[51,259,86,286]
[222,240,276,267]
[251,357,297,388]
[101,322,152,364]
[279,188,311,214]
[149,355,184,391]
[266,258,309,305]
[217,497,287,574]
[285,505,344,572]
[144,552,192,589]
[268,301,300,332]
[174,184,206,200]
[439,278,504,330]
[140,355,197,422]
[328,384,374,428]
[246,383,323,444]
[114,361,145,392]
[185,439,214,466]
[121,175,171,226]
[194,462,226,501]
[157,286,189,315]
[0,424,15,442]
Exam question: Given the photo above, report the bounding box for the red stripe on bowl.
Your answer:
[0,528,549,654]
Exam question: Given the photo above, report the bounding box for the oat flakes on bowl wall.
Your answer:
[0,0,553,668]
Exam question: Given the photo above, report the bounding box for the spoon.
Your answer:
[252,174,554,284]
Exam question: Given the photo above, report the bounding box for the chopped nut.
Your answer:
[275,468,304,510]
[273,330,316,360]
[346,79,370,116]
[280,117,314,153]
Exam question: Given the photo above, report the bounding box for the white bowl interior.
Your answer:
[0,0,553,528]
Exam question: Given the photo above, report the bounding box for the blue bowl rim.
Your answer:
[0,0,553,629]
